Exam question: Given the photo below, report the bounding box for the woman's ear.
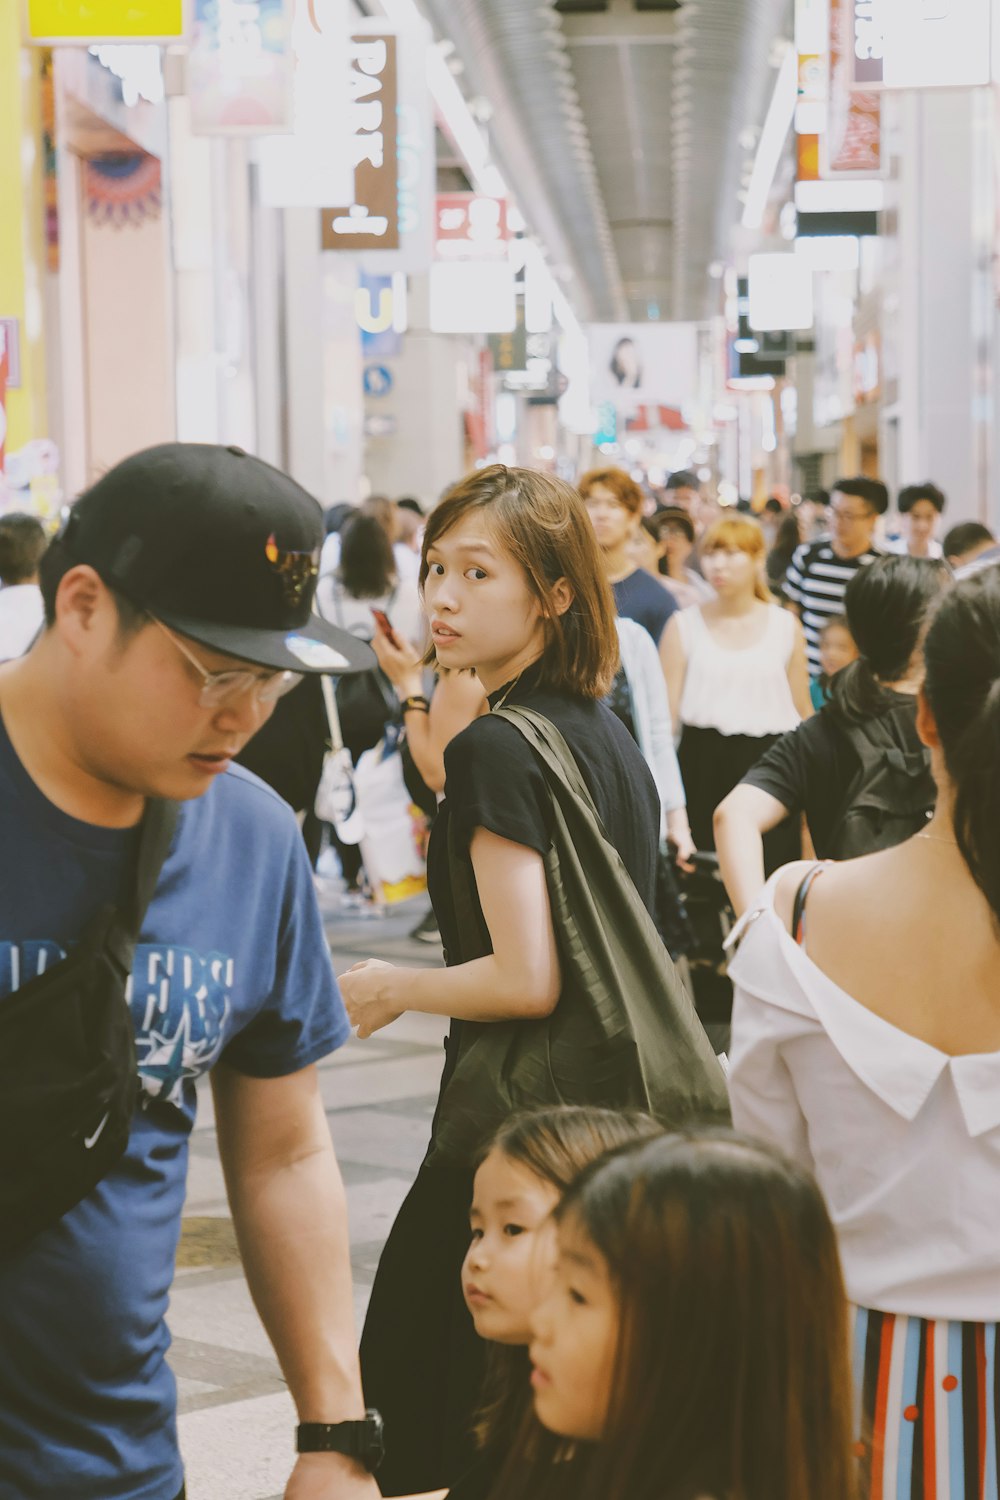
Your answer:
[548,578,575,619]
[915,687,941,749]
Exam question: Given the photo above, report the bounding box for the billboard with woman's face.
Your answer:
[588,322,699,409]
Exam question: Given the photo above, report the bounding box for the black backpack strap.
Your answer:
[114,799,180,954]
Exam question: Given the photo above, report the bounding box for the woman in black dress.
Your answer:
[339,465,662,1496]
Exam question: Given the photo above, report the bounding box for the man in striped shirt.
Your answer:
[784,477,887,677]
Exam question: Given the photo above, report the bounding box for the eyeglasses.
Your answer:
[829,503,873,523]
[150,616,302,708]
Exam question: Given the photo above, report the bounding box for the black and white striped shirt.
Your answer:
[783,539,880,676]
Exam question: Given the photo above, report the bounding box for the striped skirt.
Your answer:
[854,1308,1000,1499]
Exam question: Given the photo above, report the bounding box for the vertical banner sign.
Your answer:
[256,0,354,208]
[321,34,399,251]
[188,0,294,135]
[0,323,7,477]
[825,0,880,175]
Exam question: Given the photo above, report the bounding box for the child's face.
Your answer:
[528,1219,618,1443]
[462,1150,560,1345]
[819,623,858,678]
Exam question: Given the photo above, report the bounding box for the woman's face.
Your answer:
[907,499,940,552]
[423,513,547,692]
[660,521,693,568]
[819,623,858,678]
[700,544,760,600]
[462,1150,560,1345]
[529,1219,618,1442]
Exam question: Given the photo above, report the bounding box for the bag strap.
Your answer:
[117,798,181,941]
[320,673,345,754]
[493,705,611,838]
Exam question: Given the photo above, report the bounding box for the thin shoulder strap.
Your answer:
[791,862,825,948]
[320,673,344,753]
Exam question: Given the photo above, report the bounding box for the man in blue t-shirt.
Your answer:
[0,444,383,1500]
[578,465,677,675]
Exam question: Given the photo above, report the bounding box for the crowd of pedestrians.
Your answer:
[0,442,998,1500]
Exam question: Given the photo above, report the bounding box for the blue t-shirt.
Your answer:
[612,568,677,646]
[0,715,350,1500]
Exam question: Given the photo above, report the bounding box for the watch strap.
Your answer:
[296,1410,384,1470]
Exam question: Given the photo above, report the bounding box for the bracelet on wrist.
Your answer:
[401,695,430,715]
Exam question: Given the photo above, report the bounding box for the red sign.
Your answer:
[435,194,509,261]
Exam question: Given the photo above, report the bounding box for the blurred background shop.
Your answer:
[2,0,999,533]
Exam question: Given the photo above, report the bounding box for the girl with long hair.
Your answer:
[662,515,812,867]
[339,465,677,1495]
[498,1129,855,1500]
[729,567,1000,1498]
[715,555,951,915]
[443,1106,661,1500]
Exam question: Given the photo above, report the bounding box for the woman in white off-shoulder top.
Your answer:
[728,568,1000,1500]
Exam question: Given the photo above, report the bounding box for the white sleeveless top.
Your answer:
[676,603,800,738]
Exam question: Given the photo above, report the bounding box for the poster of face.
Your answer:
[587,322,699,409]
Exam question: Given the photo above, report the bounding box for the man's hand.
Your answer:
[285,1452,381,1499]
[339,959,402,1039]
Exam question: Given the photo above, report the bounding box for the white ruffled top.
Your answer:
[727,872,1000,1322]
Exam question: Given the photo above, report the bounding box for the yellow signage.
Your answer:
[27,0,185,43]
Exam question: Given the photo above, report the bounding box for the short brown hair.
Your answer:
[422,465,620,698]
[578,466,644,517]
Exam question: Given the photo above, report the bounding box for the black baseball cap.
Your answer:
[54,443,375,675]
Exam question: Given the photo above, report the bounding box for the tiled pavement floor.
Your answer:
[174,890,446,1500]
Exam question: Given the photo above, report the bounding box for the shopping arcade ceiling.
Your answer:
[418,0,793,323]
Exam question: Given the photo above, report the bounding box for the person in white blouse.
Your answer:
[728,567,1000,1500]
[661,514,811,870]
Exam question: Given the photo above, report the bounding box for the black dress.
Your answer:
[359,665,659,1496]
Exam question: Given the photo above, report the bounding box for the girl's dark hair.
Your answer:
[923,567,1000,928]
[423,465,621,698]
[829,553,951,723]
[337,512,396,599]
[492,1129,855,1500]
[473,1108,661,1459]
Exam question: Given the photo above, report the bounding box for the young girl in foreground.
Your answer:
[498,1130,855,1500]
[446,1106,661,1500]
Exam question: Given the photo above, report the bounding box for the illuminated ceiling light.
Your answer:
[741,44,797,232]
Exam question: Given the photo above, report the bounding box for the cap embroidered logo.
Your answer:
[265,533,319,607]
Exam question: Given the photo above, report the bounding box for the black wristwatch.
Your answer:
[296,1409,385,1471]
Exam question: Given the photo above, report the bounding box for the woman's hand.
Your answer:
[371,627,423,697]
[339,960,403,1038]
[666,809,696,872]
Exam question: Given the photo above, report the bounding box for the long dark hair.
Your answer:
[472,1108,661,1459]
[337,512,396,599]
[829,554,951,723]
[492,1130,855,1500]
[923,567,1000,928]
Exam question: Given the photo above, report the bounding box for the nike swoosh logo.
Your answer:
[83,1111,111,1150]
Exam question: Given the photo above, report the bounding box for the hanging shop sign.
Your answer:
[188,0,294,135]
[826,0,881,175]
[256,0,354,209]
[435,195,510,261]
[850,0,992,90]
[322,20,435,273]
[321,32,399,251]
[27,0,184,43]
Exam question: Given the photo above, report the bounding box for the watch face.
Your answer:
[364,1409,386,1470]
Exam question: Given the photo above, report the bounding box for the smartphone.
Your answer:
[371,608,400,648]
